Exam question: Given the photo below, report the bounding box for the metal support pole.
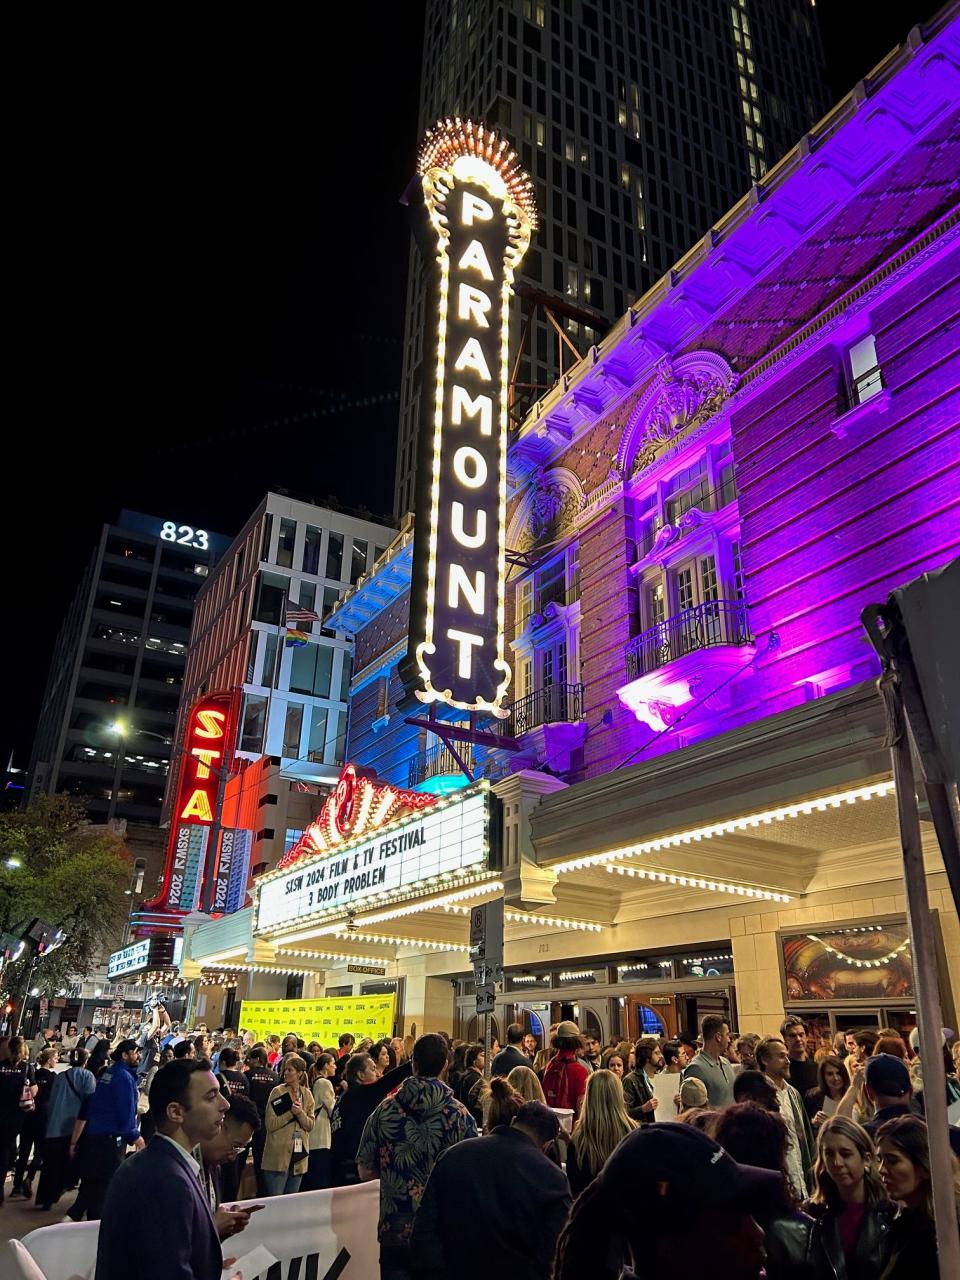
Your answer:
[483,1012,492,1083]
[886,680,960,1277]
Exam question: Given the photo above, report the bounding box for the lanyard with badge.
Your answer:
[290,1091,304,1155]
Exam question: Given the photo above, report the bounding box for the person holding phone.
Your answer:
[262,1056,314,1196]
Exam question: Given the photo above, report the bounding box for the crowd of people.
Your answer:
[0,1009,959,1278]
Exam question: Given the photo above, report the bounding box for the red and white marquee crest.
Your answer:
[277,764,437,870]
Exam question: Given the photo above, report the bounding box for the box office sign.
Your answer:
[239,994,395,1044]
[256,784,491,933]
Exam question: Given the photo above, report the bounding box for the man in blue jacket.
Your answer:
[96,1058,231,1280]
[67,1039,143,1220]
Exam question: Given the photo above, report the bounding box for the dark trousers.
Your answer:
[219,1149,246,1203]
[35,1136,73,1208]
[380,1245,413,1280]
[14,1113,43,1188]
[67,1133,121,1221]
[252,1124,267,1196]
[0,1113,23,1200]
[301,1147,332,1191]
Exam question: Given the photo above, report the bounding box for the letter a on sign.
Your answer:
[406,119,536,716]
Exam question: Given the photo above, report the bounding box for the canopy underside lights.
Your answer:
[552,781,896,876]
[606,863,791,902]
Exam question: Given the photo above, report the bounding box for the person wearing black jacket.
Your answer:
[330,1053,412,1184]
[11,1047,57,1199]
[456,1045,485,1126]
[805,1114,896,1280]
[490,1024,530,1078]
[243,1047,278,1195]
[411,1102,570,1280]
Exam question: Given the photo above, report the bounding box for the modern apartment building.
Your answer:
[165,492,395,872]
[394,0,832,516]
[28,509,229,824]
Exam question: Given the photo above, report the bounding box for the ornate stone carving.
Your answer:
[616,351,737,477]
[517,468,581,550]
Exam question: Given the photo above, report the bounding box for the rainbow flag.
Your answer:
[285,628,309,648]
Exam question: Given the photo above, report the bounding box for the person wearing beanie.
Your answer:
[411,1101,570,1279]
[541,1022,590,1118]
[553,1122,777,1280]
[678,1076,709,1112]
[862,1054,916,1141]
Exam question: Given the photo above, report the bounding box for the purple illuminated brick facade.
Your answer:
[332,14,960,793]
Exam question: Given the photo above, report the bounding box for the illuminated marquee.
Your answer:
[257,782,492,933]
[408,119,536,715]
[277,763,437,870]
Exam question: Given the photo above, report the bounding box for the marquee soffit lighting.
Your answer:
[443,903,604,932]
[417,117,539,229]
[272,948,386,966]
[606,863,791,902]
[204,962,311,977]
[354,878,506,927]
[334,930,471,954]
[553,781,896,876]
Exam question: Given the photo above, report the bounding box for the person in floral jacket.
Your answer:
[358,1033,477,1280]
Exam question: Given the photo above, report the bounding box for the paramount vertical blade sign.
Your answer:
[408,119,536,716]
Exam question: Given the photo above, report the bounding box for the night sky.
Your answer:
[5,1,940,767]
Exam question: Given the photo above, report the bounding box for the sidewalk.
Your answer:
[0,1176,70,1244]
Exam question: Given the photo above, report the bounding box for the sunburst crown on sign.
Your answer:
[417,116,539,230]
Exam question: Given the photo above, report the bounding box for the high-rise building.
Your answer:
[394,0,832,517]
[28,510,230,825]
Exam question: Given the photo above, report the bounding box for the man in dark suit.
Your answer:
[95,1059,237,1280]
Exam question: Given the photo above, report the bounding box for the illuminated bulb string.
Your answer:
[417,117,539,228]
[807,935,910,968]
[555,781,895,876]
[607,863,790,902]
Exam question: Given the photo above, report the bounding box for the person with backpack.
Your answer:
[541,1022,590,1119]
[35,1046,97,1210]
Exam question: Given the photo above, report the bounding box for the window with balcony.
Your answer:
[846,334,883,406]
[665,458,710,525]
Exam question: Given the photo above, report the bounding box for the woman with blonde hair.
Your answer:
[481,1076,524,1131]
[805,1114,895,1276]
[565,1068,636,1197]
[506,1064,545,1103]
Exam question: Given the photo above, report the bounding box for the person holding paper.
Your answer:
[622,1038,662,1124]
[262,1055,315,1196]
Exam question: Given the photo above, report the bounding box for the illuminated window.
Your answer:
[326,531,344,580]
[516,579,533,633]
[847,334,883,405]
[239,694,267,754]
[282,703,303,757]
[290,643,332,698]
[302,526,322,575]
[260,514,273,562]
[276,519,297,569]
[350,539,368,585]
[307,706,328,758]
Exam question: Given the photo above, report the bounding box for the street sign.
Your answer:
[468,899,503,966]
[476,982,496,1014]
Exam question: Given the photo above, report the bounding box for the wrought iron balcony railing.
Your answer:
[499,682,584,737]
[408,740,477,788]
[625,600,751,680]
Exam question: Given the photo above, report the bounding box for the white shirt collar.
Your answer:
[157,1133,201,1178]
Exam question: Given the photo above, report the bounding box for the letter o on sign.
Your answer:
[452,446,488,488]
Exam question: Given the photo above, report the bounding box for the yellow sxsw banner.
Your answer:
[239,994,395,1045]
